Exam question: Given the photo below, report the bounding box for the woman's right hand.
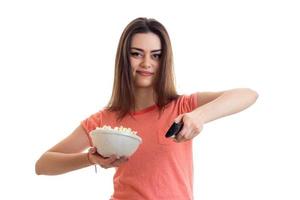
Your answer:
[88,147,129,169]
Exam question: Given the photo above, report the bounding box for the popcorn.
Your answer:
[97,125,138,135]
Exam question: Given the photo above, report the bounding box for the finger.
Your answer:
[173,135,183,143]
[175,126,188,141]
[184,130,196,140]
[112,156,128,163]
[100,164,111,169]
[175,136,185,143]
[88,147,97,154]
[176,135,189,143]
[103,157,128,169]
[176,127,194,142]
[112,157,129,167]
[174,114,183,123]
[100,154,118,165]
[100,164,105,168]
[119,156,129,161]
[177,130,197,142]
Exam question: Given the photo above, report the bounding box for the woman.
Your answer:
[35,17,258,199]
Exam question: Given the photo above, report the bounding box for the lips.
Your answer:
[136,70,154,76]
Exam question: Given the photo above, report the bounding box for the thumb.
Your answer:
[174,114,183,123]
[89,147,97,154]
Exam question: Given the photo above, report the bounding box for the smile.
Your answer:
[136,71,154,76]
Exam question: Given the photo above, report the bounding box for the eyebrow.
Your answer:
[131,47,162,53]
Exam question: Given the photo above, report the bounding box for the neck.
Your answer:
[133,87,157,111]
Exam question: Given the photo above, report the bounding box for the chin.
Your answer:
[135,85,153,88]
[135,83,154,88]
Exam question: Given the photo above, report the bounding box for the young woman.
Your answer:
[35,17,258,199]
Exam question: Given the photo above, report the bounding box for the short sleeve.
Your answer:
[178,92,199,114]
[80,111,103,146]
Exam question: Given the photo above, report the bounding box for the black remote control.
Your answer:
[165,122,184,138]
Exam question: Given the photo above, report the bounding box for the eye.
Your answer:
[152,54,161,59]
[130,52,142,57]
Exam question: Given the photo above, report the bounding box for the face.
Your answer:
[129,33,162,89]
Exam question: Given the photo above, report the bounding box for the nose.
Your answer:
[140,55,151,68]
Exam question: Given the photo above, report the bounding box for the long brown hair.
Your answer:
[106,17,179,120]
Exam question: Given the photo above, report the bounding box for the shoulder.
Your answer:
[172,92,198,113]
[175,90,224,111]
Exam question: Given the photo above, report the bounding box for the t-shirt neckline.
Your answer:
[130,104,158,115]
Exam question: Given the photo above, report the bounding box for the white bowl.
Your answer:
[90,128,142,158]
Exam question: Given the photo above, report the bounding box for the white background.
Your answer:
[1,0,299,199]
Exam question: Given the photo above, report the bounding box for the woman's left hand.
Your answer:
[173,111,204,143]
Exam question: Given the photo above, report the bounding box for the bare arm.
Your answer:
[35,125,92,175]
[35,124,129,175]
[193,88,259,123]
[174,88,259,142]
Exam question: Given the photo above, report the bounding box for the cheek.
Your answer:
[130,59,139,69]
[154,63,160,72]
[129,59,136,71]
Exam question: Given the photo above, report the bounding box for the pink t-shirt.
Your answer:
[81,93,198,200]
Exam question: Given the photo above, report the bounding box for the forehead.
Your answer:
[131,33,161,51]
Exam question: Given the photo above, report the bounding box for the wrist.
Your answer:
[86,152,94,165]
